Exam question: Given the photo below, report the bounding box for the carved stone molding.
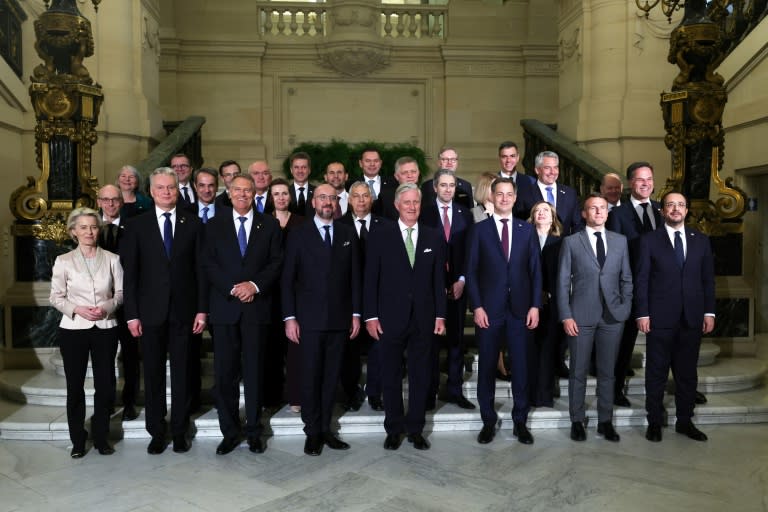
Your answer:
[317,42,390,77]
[559,27,581,64]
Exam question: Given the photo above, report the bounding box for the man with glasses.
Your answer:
[215,160,241,209]
[420,146,474,209]
[170,153,196,206]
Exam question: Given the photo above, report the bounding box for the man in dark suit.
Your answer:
[249,160,275,215]
[325,162,350,218]
[96,184,139,421]
[202,174,283,455]
[190,168,219,224]
[170,153,196,207]
[378,156,421,220]
[496,140,536,219]
[515,151,583,235]
[282,183,361,456]
[420,146,474,209]
[339,182,390,412]
[636,192,715,443]
[419,170,475,410]
[557,194,633,442]
[214,160,240,209]
[359,147,396,217]
[288,152,315,216]
[466,178,542,445]
[364,183,447,451]
[121,167,208,455]
[605,161,662,407]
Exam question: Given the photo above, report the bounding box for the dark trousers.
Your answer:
[301,329,346,436]
[187,332,203,411]
[58,327,118,448]
[476,311,530,426]
[339,332,363,400]
[115,317,139,408]
[212,322,266,439]
[285,338,301,406]
[614,319,638,394]
[263,321,287,408]
[529,303,558,407]
[364,332,383,400]
[380,318,432,435]
[429,296,467,399]
[141,316,191,438]
[645,323,702,426]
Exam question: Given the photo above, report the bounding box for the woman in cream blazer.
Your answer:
[50,207,123,458]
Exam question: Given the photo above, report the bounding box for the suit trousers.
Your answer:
[339,331,363,400]
[429,296,467,400]
[300,329,346,436]
[141,315,191,438]
[114,315,140,408]
[614,319,638,394]
[212,322,267,439]
[529,302,558,407]
[476,311,530,426]
[364,332,383,400]
[187,332,203,411]
[568,319,623,422]
[58,327,118,447]
[380,316,432,435]
[645,323,702,426]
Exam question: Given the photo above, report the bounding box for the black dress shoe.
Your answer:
[323,433,350,450]
[122,405,139,421]
[675,422,707,442]
[445,394,476,410]
[556,363,570,378]
[626,368,636,377]
[344,387,366,412]
[613,392,631,407]
[95,443,115,455]
[597,422,620,442]
[407,433,430,450]
[248,437,265,453]
[495,370,512,382]
[216,437,240,455]
[695,391,708,405]
[646,424,662,442]
[570,422,586,442]
[513,422,534,445]
[368,396,384,411]
[70,445,86,458]
[147,437,166,454]
[383,433,402,450]
[304,435,323,456]
[173,435,191,453]
[477,424,496,444]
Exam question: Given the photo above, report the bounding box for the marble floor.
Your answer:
[1,423,766,512]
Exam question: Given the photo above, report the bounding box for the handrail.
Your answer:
[135,116,206,181]
[520,119,617,199]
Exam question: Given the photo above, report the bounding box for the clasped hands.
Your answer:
[231,281,257,303]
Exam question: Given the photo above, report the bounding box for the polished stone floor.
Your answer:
[1,423,766,512]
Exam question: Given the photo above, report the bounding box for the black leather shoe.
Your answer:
[613,392,631,407]
[597,422,620,442]
[570,422,586,442]
[368,396,384,411]
[248,437,265,453]
[70,445,86,458]
[445,394,476,410]
[646,424,662,442]
[344,387,366,412]
[147,437,166,454]
[694,391,708,405]
[172,435,191,453]
[122,405,139,421]
[675,422,707,442]
[323,433,350,450]
[626,368,636,377]
[513,422,534,445]
[304,435,323,456]
[383,433,402,450]
[95,443,115,455]
[477,425,496,444]
[216,437,240,455]
[407,433,430,450]
[495,370,512,382]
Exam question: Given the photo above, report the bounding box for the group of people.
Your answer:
[49,143,715,459]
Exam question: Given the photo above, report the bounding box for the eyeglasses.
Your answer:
[664,201,687,208]
[98,197,121,203]
[439,157,458,163]
[171,164,190,169]
[315,194,339,202]
[221,172,239,178]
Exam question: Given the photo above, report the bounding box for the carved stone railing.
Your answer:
[380,6,446,40]
[520,119,617,199]
[257,2,327,37]
[136,116,206,181]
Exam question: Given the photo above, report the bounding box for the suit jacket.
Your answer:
[505,172,536,219]
[465,216,543,320]
[606,199,662,267]
[516,182,584,235]
[420,177,474,210]
[363,221,447,338]
[289,182,315,216]
[634,227,715,329]
[339,211,390,260]
[281,219,361,331]
[368,176,398,219]
[541,234,562,298]
[178,182,197,207]
[214,191,232,209]
[418,201,472,285]
[120,208,207,326]
[556,229,633,325]
[97,218,125,254]
[202,207,283,325]
[50,247,123,329]
[184,201,217,221]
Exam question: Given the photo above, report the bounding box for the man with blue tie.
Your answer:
[635,192,715,443]
[466,178,542,445]
[248,160,274,215]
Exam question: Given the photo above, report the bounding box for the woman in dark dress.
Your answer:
[116,165,153,219]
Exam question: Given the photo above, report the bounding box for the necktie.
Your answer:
[358,218,368,240]
[323,225,332,249]
[405,227,415,267]
[442,205,451,241]
[334,198,342,219]
[640,202,653,232]
[297,187,306,212]
[106,224,116,250]
[368,179,377,201]
[182,186,191,204]
[674,230,685,268]
[162,212,173,258]
[237,216,247,257]
[201,206,209,224]
[545,186,555,206]
[256,196,264,213]
[595,231,606,268]
[500,218,509,261]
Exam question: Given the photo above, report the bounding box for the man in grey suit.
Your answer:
[557,193,633,442]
